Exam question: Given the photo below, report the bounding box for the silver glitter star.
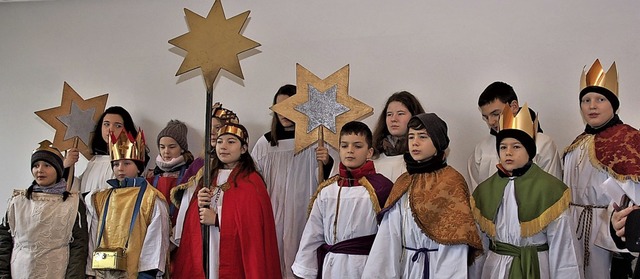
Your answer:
[295,84,350,133]
[56,102,96,144]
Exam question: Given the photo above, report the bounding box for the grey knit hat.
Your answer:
[157,120,189,151]
[411,113,449,153]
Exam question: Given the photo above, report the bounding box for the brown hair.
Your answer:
[372,91,425,157]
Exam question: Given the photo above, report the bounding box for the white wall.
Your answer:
[1,0,639,210]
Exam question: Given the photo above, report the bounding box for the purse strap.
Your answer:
[96,182,148,249]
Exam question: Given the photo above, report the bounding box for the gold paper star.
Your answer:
[169,0,261,90]
[271,64,373,153]
[35,82,108,160]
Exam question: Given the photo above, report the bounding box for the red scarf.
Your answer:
[338,160,376,187]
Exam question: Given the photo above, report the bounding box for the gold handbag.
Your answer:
[92,247,127,270]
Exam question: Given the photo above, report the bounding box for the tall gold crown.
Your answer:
[34,140,63,159]
[498,103,538,140]
[109,129,146,161]
[580,59,618,96]
[212,102,239,124]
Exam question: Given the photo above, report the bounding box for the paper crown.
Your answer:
[580,59,618,97]
[109,129,146,162]
[498,103,538,140]
[217,123,248,144]
[213,102,239,124]
[33,140,64,159]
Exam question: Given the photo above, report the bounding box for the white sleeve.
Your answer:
[138,198,170,274]
[291,192,327,279]
[85,191,99,276]
[547,210,584,278]
[361,202,404,279]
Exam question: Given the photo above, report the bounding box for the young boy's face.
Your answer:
[408,128,437,162]
[339,133,373,170]
[32,160,57,186]
[580,92,614,128]
[499,137,529,171]
[479,99,518,132]
[112,159,140,181]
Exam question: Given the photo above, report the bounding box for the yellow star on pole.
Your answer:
[271,64,373,153]
[35,82,108,160]
[169,0,261,90]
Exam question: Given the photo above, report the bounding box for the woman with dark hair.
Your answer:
[250,84,336,278]
[64,106,143,195]
[371,91,425,182]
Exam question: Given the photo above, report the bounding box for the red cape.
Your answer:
[171,169,281,279]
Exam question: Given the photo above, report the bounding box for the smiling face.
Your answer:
[101,113,125,143]
[216,134,247,169]
[499,137,530,172]
[112,159,140,181]
[407,127,437,162]
[385,101,412,137]
[158,137,183,162]
[580,92,615,128]
[32,160,58,186]
[339,133,373,170]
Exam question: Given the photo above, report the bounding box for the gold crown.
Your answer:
[217,123,248,144]
[109,129,146,161]
[33,140,63,159]
[213,102,239,124]
[580,59,618,96]
[498,103,538,140]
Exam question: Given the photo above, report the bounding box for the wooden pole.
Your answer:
[317,128,325,184]
[202,86,213,277]
[65,137,78,192]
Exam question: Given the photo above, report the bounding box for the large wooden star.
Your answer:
[271,64,373,153]
[35,82,108,160]
[169,0,261,90]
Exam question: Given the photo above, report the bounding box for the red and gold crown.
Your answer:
[217,123,249,144]
[498,103,538,140]
[109,129,146,162]
[213,102,239,124]
[580,59,618,97]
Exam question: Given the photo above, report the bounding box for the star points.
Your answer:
[169,0,260,89]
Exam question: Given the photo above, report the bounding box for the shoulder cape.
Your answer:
[564,123,640,182]
[471,164,570,238]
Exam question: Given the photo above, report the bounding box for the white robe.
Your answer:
[6,192,79,279]
[202,169,231,279]
[86,185,170,277]
[479,179,583,279]
[78,155,114,194]
[292,180,379,279]
[467,133,562,192]
[372,153,406,183]
[251,136,337,279]
[362,191,469,279]
[563,137,638,279]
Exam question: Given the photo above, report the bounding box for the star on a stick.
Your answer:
[169,0,261,90]
[271,64,373,153]
[35,82,108,160]
[295,84,349,133]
